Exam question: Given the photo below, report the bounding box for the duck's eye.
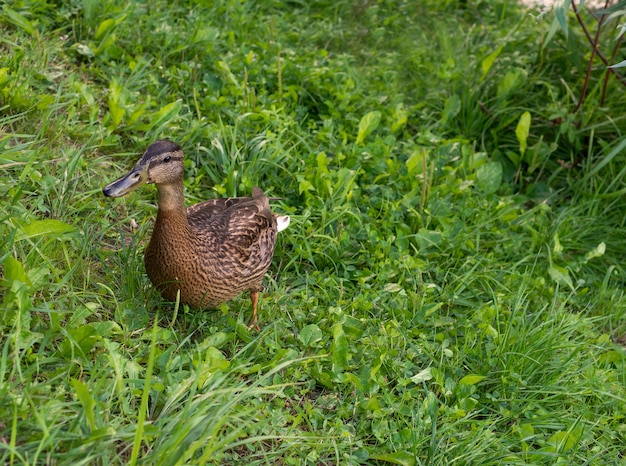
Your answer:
[164,155,171,163]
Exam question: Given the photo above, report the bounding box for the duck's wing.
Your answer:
[187,197,248,219]
[186,188,278,251]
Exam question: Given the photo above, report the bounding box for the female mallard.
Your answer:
[102,139,290,328]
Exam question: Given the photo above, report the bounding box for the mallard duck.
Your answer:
[102,139,290,328]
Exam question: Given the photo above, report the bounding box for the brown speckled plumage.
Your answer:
[103,139,289,327]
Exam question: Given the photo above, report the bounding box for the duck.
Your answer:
[102,139,290,328]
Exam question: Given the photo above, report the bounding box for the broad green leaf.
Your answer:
[518,423,535,438]
[415,228,443,251]
[424,303,443,317]
[75,81,95,105]
[516,423,534,453]
[497,68,527,98]
[506,150,521,167]
[15,219,75,241]
[94,32,117,56]
[369,451,415,466]
[0,67,12,88]
[331,323,348,374]
[476,161,502,195]
[316,152,329,174]
[391,102,408,132]
[384,283,403,293]
[72,325,99,354]
[406,150,425,174]
[524,138,557,174]
[554,0,569,39]
[150,100,182,129]
[458,396,478,412]
[467,151,489,171]
[61,325,99,357]
[95,13,128,40]
[71,378,96,430]
[356,111,381,144]
[311,368,335,389]
[68,303,97,328]
[88,426,116,441]
[27,267,51,292]
[410,367,433,384]
[459,375,486,385]
[553,232,563,254]
[127,104,148,128]
[342,315,365,338]
[362,396,382,412]
[298,324,323,347]
[205,347,230,371]
[547,430,577,452]
[483,324,499,339]
[108,79,127,127]
[95,18,116,40]
[584,242,606,262]
[516,111,531,156]
[193,25,219,43]
[297,175,314,194]
[481,46,503,80]
[543,14,561,48]
[616,20,626,41]
[36,94,55,111]
[3,7,36,37]
[608,59,626,69]
[548,264,573,289]
[90,320,122,338]
[268,348,298,367]
[3,257,29,286]
[440,95,461,125]
[598,350,624,365]
[200,331,232,349]
[72,43,95,58]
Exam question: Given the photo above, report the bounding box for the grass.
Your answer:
[1,0,625,464]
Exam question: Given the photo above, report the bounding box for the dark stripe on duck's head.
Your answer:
[148,154,184,171]
[140,140,182,163]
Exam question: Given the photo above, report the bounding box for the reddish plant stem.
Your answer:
[573,0,610,113]
[573,13,626,86]
[601,30,624,105]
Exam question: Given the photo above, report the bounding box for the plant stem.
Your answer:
[573,1,609,113]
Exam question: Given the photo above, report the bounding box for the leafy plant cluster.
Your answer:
[1,0,625,464]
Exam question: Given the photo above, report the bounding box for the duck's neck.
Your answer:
[147,183,193,265]
[156,183,186,213]
[153,183,191,236]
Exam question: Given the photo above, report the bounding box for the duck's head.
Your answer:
[103,140,185,197]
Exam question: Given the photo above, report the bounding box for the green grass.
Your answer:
[1,0,625,464]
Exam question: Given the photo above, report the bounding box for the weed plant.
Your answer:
[1,0,625,464]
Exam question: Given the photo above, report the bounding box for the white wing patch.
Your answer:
[276,216,290,232]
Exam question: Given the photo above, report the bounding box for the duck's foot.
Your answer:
[247,290,260,331]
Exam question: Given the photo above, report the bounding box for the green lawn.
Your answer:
[1,0,625,464]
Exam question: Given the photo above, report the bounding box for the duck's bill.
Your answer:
[102,165,147,197]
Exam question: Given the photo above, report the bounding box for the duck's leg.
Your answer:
[248,290,260,330]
